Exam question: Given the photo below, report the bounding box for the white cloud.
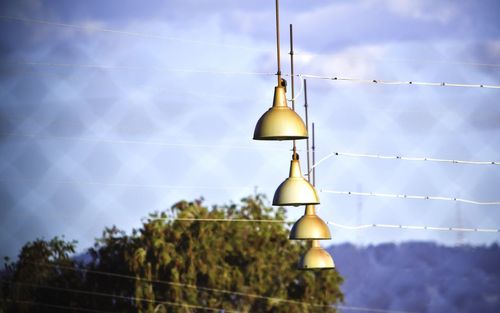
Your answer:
[486,40,500,58]
[296,44,388,78]
[380,0,460,24]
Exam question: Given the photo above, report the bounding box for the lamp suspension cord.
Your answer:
[275,0,281,84]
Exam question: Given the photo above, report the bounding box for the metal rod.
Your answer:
[289,24,295,111]
[312,122,316,187]
[275,0,282,83]
[289,23,297,155]
[304,79,311,182]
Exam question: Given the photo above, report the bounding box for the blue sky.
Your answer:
[1,0,500,259]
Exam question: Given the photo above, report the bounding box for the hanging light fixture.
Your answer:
[273,150,320,206]
[290,205,331,240]
[298,240,335,270]
[253,0,308,141]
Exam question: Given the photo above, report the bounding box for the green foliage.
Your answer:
[1,195,343,313]
[1,237,83,313]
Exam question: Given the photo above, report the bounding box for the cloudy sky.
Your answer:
[1,0,500,259]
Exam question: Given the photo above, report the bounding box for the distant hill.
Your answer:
[330,242,500,313]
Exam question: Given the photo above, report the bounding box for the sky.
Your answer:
[1,0,500,259]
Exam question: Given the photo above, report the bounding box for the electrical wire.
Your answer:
[3,133,498,169]
[146,217,500,234]
[2,176,497,207]
[2,174,498,207]
[164,217,287,223]
[0,132,289,152]
[1,299,115,313]
[335,305,416,313]
[0,15,267,52]
[300,74,500,89]
[0,177,255,191]
[3,174,496,232]
[0,279,239,313]
[1,299,415,313]
[3,61,500,90]
[1,61,274,77]
[294,51,500,69]
[287,74,304,102]
[2,14,499,73]
[24,260,415,313]
[23,261,335,310]
[28,262,304,305]
[326,221,499,233]
[2,133,497,166]
[320,190,500,206]
[310,152,500,171]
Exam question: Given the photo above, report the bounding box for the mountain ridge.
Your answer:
[329,242,500,313]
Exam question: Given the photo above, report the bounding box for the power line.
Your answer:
[1,279,239,313]
[147,217,500,234]
[2,132,498,166]
[1,299,115,313]
[300,74,500,89]
[311,151,500,170]
[326,221,499,233]
[2,176,498,206]
[320,190,500,206]
[335,305,416,313]
[25,262,332,310]
[0,15,267,52]
[3,175,498,206]
[3,61,500,90]
[295,51,500,69]
[3,132,499,168]
[0,177,254,191]
[167,217,287,223]
[25,260,415,313]
[2,14,498,73]
[1,61,274,77]
[31,262,305,305]
[1,298,415,313]
[0,133,289,152]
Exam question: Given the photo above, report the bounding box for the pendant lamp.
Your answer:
[290,205,331,240]
[298,240,335,270]
[253,0,308,141]
[253,80,308,140]
[273,153,319,206]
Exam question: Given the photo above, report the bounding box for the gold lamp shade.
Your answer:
[290,205,331,240]
[273,154,320,206]
[298,240,335,270]
[253,84,308,140]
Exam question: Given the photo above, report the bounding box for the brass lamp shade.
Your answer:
[298,240,335,270]
[253,85,308,140]
[273,155,320,206]
[290,205,331,240]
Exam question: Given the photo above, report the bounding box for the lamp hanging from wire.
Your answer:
[290,204,331,240]
[298,240,335,270]
[294,83,335,270]
[273,149,320,206]
[272,23,318,207]
[253,0,308,141]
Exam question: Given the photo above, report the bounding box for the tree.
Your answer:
[1,237,83,313]
[1,195,343,313]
